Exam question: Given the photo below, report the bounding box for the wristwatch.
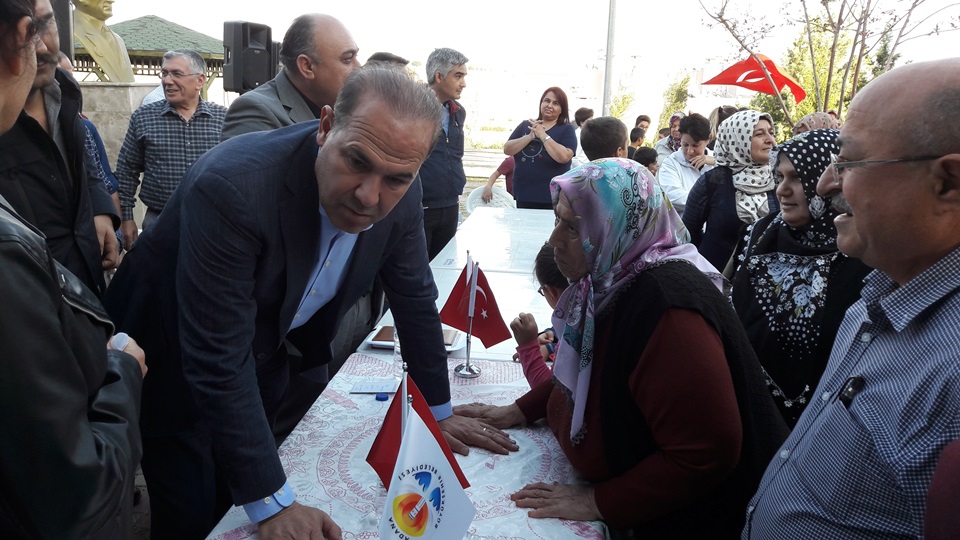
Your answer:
[543,135,552,142]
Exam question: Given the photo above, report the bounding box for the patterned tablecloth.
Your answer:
[207,352,609,540]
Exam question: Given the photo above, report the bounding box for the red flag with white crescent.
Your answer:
[439,260,512,348]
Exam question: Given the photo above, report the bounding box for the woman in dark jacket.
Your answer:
[682,110,779,271]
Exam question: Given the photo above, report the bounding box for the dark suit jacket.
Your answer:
[220,70,316,141]
[104,121,450,504]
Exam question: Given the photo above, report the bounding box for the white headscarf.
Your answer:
[715,110,775,223]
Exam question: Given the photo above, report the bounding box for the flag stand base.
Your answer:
[453,362,482,378]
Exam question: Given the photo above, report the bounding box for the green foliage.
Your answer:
[871,26,901,79]
[609,87,635,120]
[658,73,691,130]
[751,23,852,138]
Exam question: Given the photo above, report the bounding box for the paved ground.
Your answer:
[132,469,150,539]
[463,148,505,179]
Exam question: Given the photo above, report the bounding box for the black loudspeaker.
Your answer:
[223,21,276,93]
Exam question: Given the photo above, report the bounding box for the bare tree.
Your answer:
[883,0,960,72]
[699,0,796,126]
[801,0,824,110]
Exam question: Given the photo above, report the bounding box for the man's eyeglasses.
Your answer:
[829,153,942,177]
[158,70,202,80]
[537,285,546,297]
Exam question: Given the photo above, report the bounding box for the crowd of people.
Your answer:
[1,1,959,538]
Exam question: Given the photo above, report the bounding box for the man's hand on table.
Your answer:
[438,414,519,456]
[258,502,343,540]
[511,482,602,521]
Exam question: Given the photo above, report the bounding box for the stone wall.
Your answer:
[79,82,156,224]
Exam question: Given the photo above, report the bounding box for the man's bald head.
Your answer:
[280,14,360,109]
[819,58,960,284]
[847,58,960,158]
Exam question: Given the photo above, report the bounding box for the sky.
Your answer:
[106,0,959,134]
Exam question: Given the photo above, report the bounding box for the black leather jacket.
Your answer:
[0,196,142,539]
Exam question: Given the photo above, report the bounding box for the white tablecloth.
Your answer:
[431,207,556,274]
[207,352,608,539]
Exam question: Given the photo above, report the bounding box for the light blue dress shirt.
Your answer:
[243,207,452,523]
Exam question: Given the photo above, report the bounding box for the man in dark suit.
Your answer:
[220,13,359,141]
[104,66,517,539]
[219,13,369,438]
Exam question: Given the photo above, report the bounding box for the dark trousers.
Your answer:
[142,359,291,539]
[422,205,458,261]
[141,428,232,539]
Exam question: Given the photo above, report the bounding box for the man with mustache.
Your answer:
[104,66,518,540]
[0,0,119,297]
[743,58,960,538]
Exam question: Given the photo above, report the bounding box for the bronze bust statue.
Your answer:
[73,0,135,82]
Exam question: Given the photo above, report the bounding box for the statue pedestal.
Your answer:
[79,82,157,224]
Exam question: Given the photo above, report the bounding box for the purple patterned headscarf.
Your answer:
[549,158,723,443]
[667,111,685,152]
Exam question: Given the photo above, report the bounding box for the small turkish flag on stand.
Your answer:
[366,376,470,490]
[439,258,512,348]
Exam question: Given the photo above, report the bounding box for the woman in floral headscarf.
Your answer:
[730,129,871,427]
[456,159,787,538]
[682,109,779,270]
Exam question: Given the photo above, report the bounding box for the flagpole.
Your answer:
[400,361,408,436]
[454,258,482,379]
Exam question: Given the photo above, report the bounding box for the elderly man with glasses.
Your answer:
[114,49,227,249]
[743,57,960,539]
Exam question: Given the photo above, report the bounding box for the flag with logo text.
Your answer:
[379,409,476,540]
[366,376,469,489]
[439,259,511,348]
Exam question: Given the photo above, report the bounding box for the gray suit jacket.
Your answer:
[220,70,317,141]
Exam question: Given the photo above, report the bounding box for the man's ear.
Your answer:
[316,105,335,146]
[935,154,960,201]
[432,71,442,86]
[297,54,315,80]
[616,146,626,158]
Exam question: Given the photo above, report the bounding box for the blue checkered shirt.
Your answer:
[743,246,960,538]
[115,98,226,220]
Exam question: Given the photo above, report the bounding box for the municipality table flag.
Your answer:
[379,406,476,540]
[366,376,470,490]
[439,257,512,348]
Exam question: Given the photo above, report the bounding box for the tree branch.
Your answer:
[699,0,796,125]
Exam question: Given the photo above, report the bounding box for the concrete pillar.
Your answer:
[80,82,156,224]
